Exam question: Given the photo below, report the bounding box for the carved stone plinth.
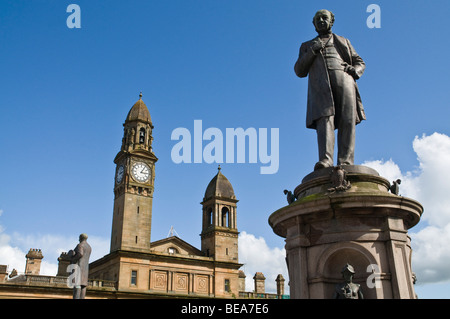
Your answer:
[269,165,423,299]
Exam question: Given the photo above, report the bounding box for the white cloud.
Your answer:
[409,224,450,284]
[238,231,288,294]
[364,132,450,286]
[411,133,450,226]
[0,231,26,274]
[361,158,420,200]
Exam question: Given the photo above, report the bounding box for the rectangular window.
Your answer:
[131,270,137,286]
[224,279,230,292]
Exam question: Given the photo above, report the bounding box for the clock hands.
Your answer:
[131,162,151,182]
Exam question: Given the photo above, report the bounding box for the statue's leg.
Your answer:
[337,122,355,165]
[332,71,356,166]
[315,116,334,170]
[80,286,87,299]
[73,286,81,299]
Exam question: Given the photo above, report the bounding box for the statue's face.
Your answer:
[342,270,354,282]
[314,11,333,34]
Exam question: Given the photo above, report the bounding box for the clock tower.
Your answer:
[110,93,158,253]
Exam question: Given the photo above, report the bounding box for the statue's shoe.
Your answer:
[314,161,332,171]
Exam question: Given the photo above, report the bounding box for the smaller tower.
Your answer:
[200,166,239,262]
[25,249,43,275]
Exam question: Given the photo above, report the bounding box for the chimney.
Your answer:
[0,265,8,282]
[57,252,72,277]
[276,274,285,298]
[238,270,246,292]
[25,249,44,275]
[253,272,266,294]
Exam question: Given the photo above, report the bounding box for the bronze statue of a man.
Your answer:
[294,9,366,171]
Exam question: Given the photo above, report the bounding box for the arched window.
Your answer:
[123,129,128,147]
[207,207,213,226]
[221,207,230,228]
[139,128,146,144]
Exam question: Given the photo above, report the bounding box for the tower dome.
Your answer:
[204,166,236,200]
[125,92,152,124]
[119,93,156,156]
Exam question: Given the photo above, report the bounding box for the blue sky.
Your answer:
[1,0,450,297]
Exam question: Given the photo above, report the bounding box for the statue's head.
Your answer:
[79,233,88,242]
[313,9,334,35]
[341,263,355,282]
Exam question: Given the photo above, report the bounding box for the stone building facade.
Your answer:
[0,94,286,299]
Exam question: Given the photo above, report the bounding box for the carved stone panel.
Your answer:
[152,270,168,291]
[196,275,209,295]
[174,273,188,293]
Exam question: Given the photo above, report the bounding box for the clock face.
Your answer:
[131,162,151,183]
[116,165,124,184]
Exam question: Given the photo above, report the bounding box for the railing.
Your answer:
[6,274,117,289]
[238,291,281,299]
[6,275,289,298]
[88,279,117,288]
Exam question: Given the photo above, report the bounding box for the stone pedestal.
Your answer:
[269,166,423,299]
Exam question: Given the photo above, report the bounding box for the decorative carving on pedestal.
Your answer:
[328,166,351,193]
[283,189,297,204]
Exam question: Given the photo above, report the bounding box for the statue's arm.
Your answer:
[358,288,364,299]
[332,285,340,299]
[71,244,84,263]
[347,39,365,79]
[294,42,317,78]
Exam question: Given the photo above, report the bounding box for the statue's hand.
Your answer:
[342,63,358,79]
[311,39,324,53]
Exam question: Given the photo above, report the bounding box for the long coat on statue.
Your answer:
[72,240,92,287]
[294,33,366,129]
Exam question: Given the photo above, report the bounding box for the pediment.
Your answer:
[150,236,203,257]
